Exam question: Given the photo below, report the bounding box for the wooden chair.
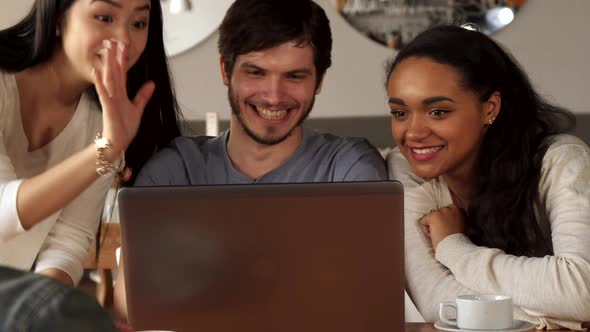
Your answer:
[83,223,121,307]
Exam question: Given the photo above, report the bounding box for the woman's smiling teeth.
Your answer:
[411,146,443,154]
[255,105,288,120]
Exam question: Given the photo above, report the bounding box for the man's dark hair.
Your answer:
[218,0,332,87]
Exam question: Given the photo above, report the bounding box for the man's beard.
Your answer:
[227,85,314,146]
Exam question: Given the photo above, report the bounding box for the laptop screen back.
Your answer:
[119,181,404,332]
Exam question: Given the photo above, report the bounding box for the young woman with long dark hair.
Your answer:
[0,0,181,286]
[386,25,590,329]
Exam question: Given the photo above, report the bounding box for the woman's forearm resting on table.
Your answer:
[435,234,590,322]
[394,143,590,323]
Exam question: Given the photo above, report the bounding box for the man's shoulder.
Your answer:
[297,128,386,181]
[305,128,378,156]
[135,134,225,186]
[172,134,217,146]
[164,134,223,158]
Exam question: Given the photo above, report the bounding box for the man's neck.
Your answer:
[226,123,304,180]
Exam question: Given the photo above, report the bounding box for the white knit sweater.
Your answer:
[0,71,112,284]
[388,134,590,330]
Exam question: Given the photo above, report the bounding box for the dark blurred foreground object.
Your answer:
[0,266,117,332]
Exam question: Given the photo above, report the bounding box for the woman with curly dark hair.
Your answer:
[386,25,589,329]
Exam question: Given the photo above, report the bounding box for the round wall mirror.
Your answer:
[162,0,234,56]
[0,0,33,30]
[330,0,527,50]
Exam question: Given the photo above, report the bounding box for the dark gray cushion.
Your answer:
[0,267,117,332]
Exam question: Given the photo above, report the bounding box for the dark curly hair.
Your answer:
[386,25,576,257]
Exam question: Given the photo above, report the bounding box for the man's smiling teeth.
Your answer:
[255,106,288,120]
[412,146,443,154]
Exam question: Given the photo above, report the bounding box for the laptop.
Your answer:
[118,181,404,332]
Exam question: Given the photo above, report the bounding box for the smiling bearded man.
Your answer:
[112,0,388,321]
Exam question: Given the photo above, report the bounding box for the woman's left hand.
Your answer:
[420,204,465,250]
[94,39,155,162]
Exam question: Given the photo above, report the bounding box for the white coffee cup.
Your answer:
[439,294,513,330]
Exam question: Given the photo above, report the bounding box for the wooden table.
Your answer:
[83,223,121,307]
[405,322,577,331]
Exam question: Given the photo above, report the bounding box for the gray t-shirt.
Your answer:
[135,127,386,186]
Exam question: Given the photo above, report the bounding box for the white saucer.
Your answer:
[434,319,535,332]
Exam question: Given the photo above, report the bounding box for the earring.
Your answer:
[488,117,496,125]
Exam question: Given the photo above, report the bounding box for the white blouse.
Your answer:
[0,71,113,284]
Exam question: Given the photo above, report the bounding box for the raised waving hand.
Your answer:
[93,39,155,162]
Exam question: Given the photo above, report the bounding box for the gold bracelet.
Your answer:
[95,133,125,177]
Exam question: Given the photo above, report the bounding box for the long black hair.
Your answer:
[0,0,181,184]
[386,25,575,257]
